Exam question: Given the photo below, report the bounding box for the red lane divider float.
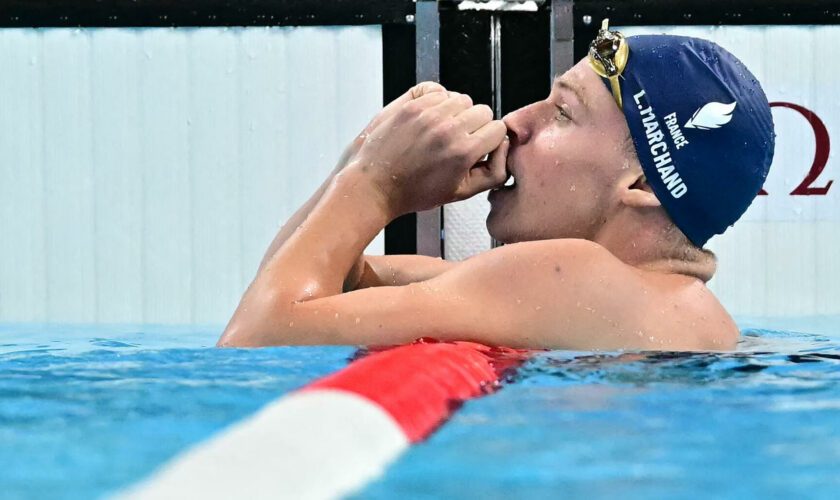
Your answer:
[307,340,529,442]
[121,340,531,500]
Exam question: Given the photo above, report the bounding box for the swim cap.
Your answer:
[598,33,775,247]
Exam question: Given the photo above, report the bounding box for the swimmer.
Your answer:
[218,22,774,351]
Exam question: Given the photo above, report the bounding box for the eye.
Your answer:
[555,103,571,122]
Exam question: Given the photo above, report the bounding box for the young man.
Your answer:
[218,24,774,351]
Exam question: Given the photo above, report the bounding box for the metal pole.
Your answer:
[415,0,444,257]
[490,13,504,249]
[550,0,574,78]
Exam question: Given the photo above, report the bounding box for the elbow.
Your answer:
[218,279,323,347]
[217,302,275,348]
[216,320,252,348]
[216,300,298,348]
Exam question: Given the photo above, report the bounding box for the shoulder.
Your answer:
[462,239,733,350]
[466,238,631,279]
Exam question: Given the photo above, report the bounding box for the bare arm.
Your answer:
[256,82,450,285]
[345,254,458,291]
[219,85,509,347]
[257,136,361,274]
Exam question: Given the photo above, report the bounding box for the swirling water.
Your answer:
[1,320,839,499]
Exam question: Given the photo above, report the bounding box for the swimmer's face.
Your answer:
[487,58,637,243]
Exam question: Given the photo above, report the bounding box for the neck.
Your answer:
[592,207,717,283]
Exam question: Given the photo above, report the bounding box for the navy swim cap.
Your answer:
[605,34,775,247]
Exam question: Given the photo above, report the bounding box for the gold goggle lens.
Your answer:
[588,19,629,108]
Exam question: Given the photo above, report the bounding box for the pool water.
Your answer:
[2,320,839,499]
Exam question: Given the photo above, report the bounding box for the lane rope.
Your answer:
[119,340,529,500]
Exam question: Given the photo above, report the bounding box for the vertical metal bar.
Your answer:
[490,14,503,118]
[490,13,503,249]
[550,0,574,78]
[415,0,443,257]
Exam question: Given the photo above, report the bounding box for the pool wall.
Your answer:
[1,1,839,324]
[0,25,384,324]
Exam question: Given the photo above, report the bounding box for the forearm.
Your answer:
[350,254,457,290]
[257,137,364,273]
[222,167,391,345]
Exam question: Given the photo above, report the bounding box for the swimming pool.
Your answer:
[2,320,839,499]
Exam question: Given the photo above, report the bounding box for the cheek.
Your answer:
[523,126,618,206]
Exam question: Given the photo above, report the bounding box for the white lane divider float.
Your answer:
[118,341,528,500]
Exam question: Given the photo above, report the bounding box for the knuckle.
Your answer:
[428,125,451,148]
[421,110,442,128]
[477,104,493,119]
[402,100,424,116]
[414,81,443,97]
[492,120,507,137]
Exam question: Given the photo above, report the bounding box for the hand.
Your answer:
[349,85,509,216]
[333,82,448,173]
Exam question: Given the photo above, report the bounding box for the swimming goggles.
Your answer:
[588,19,629,109]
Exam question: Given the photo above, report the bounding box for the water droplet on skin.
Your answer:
[335,312,339,319]
[288,321,294,327]
[569,184,576,192]
[355,317,361,324]
[649,336,656,342]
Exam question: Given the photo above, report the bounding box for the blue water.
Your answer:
[2,320,839,499]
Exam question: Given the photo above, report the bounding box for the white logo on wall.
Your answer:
[684,102,738,130]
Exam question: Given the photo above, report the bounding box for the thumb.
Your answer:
[386,82,447,115]
[364,81,447,134]
[409,81,447,99]
[458,135,510,199]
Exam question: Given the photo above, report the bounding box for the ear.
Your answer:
[620,173,661,208]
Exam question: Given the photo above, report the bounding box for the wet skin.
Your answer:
[218,59,739,351]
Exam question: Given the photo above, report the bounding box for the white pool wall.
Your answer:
[2,23,837,323]
[0,26,384,324]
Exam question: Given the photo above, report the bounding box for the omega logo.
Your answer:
[759,102,833,196]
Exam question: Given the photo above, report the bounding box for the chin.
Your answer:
[486,217,520,244]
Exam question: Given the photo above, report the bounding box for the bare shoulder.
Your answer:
[463,238,630,279]
[450,238,738,351]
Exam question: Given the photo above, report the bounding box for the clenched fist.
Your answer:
[345,82,510,217]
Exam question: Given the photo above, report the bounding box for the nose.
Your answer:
[502,103,538,146]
